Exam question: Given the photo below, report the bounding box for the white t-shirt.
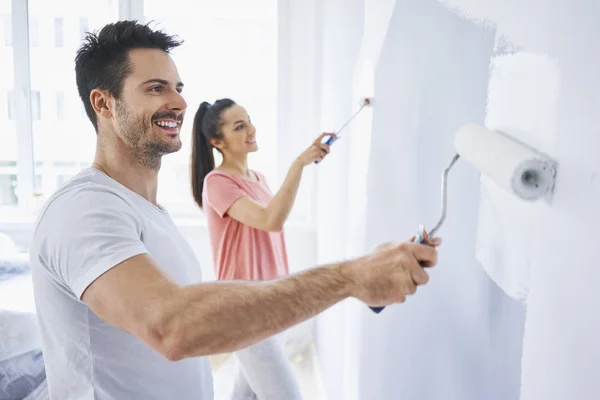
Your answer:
[29,168,214,399]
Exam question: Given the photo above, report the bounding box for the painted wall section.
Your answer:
[476,49,560,300]
[355,1,526,399]
[437,0,600,398]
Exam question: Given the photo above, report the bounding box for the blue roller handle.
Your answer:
[314,136,339,164]
[369,231,429,314]
[324,136,337,145]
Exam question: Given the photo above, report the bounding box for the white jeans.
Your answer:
[230,334,303,400]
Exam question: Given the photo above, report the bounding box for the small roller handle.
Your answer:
[314,136,339,164]
[324,135,338,146]
[368,229,430,314]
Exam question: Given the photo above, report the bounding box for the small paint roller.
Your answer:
[369,123,558,314]
[314,97,373,163]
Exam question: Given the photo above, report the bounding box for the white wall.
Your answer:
[436,0,600,398]
[314,0,600,398]
[354,1,525,399]
[311,1,525,399]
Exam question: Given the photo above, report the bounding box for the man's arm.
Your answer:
[82,254,351,360]
[82,241,438,361]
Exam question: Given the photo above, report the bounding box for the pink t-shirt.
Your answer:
[202,169,289,281]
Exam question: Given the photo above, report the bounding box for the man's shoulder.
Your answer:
[34,168,137,230]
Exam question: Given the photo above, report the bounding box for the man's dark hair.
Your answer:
[75,20,183,132]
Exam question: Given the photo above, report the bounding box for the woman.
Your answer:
[190,98,334,399]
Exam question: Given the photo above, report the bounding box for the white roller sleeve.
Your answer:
[454,123,556,201]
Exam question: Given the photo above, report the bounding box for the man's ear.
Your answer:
[90,89,114,119]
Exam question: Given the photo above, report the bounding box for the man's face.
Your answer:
[112,48,187,169]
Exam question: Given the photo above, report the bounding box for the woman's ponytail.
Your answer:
[190,99,236,209]
[191,102,215,209]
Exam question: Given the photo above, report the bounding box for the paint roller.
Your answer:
[369,123,558,314]
[314,97,373,163]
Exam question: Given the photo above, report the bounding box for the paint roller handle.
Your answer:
[368,230,431,314]
[323,135,338,146]
[313,99,371,164]
[313,135,339,164]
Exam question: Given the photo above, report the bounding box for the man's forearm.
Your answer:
[164,262,354,358]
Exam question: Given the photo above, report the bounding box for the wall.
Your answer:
[436,0,600,398]
[292,0,600,397]
[353,1,526,399]
[310,1,527,399]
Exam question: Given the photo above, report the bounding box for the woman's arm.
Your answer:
[226,133,335,231]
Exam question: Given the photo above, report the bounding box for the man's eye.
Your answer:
[150,86,163,92]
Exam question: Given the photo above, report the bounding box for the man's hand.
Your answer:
[343,239,440,307]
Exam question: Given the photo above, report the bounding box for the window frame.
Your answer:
[10,0,37,215]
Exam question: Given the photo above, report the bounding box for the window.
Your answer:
[2,0,285,223]
[0,0,119,220]
[7,90,41,121]
[3,15,10,46]
[0,174,17,206]
[54,17,64,47]
[0,2,18,215]
[0,162,17,209]
[27,1,118,205]
[31,91,40,121]
[56,91,65,119]
[29,17,39,47]
[144,0,278,219]
[7,91,15,120]
[78,17,88,41]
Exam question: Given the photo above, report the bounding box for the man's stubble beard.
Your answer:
[116,100,181,171]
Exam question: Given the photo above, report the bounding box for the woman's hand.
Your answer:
[295,133,337,166]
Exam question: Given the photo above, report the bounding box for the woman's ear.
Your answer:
[210,137,225,150]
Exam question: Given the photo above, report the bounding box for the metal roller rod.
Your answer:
[369,153,460,314]
[428,154,460,238]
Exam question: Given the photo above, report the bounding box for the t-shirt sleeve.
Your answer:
[204,173,248,218]
[35,185,149,299]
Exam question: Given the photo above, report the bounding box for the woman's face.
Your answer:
[214,104,258,156]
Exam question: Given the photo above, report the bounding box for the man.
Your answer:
[29,20,440,399]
